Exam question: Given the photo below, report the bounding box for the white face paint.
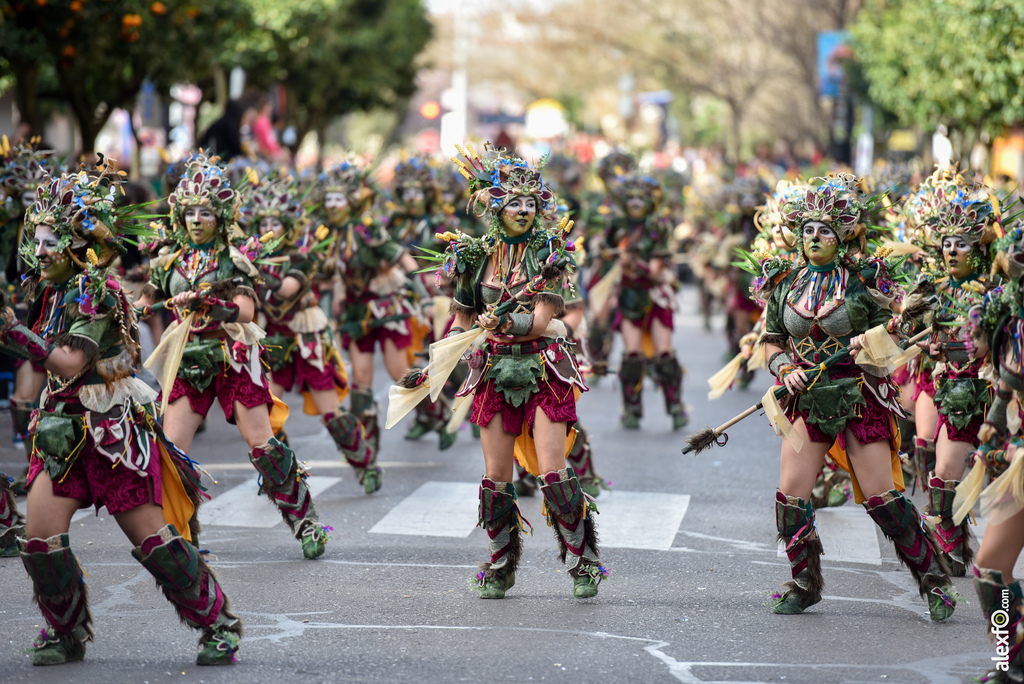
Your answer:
[259,216,286,240]
[324,191,351,224]
[500,197,537,237]
[802,220,839,265]
[21,191,35,209]
[942,236,974,279]
[184,206,219,245]
[34,223,73,282]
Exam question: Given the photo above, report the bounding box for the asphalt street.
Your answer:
[0,285,1015,684]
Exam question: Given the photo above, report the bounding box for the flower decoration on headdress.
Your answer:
[610,172,663,213]
[23,158,133,270]
[317,160,376,215]
[450,143,555,220]
[240,176,305,244]
[783,173,866,245]
[167,153,237,244]
[3,140,58,207]
[901,167,998,253]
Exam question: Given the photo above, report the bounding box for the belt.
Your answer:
[487,338,551,356]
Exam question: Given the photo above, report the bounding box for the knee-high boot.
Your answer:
[133,524,242,665]
[619,353,645,429]
[323,409,381,494]
[249,437,329,559]
[912,437,935,492]
[652,352,688,429]
[927,473,974,577]
[0,471,25,556]
[540,467,606,598]
[864,489,956,621]
[19,534,92,665]
[474,478,528,599]
[771,490,824,614]
[565,424,606,498]
[973,566,1024,683]
[350,385,381,462]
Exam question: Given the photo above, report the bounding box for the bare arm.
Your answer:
[277,276,302,301]
[44,346,89,378]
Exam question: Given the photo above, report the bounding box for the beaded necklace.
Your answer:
[490,232,530,290]
[787,261,846,312]
[181,242,219,284]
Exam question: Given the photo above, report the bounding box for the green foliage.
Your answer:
[0,0,255,148]
[852,0,1024,133]
[268,0,432,142]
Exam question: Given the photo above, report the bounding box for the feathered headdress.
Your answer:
[450,143,555,220]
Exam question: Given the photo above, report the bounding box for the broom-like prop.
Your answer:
[682,326,933,455]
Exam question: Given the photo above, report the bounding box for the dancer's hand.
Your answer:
[169,291,198,309]
[848,334,863,358]
[782,368,808,395]
[477,312,502,331]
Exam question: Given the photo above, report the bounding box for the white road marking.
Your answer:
[198,476,341,528]
[777,504,881,565]
[369,481,479,538]
[597,491,691,550]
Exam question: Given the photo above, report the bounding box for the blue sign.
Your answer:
[817,31,851,98]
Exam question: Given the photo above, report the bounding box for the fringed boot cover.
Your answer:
[864,489,957,621]
[771,490,824,614]
[927,473,974,577]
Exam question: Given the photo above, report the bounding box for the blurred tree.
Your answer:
[0,0,254,153]
[259,0,432,153]
[853,0,1024,134]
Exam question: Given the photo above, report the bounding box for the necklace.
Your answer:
[788,261,846,312]
[182,245,218,284]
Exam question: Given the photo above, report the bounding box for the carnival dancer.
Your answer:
[243,177,378,494]
[955,225,1024,682]
[3,144,58,457]
[900,168,997,576]
[603,172,686,430]
[320,162,422,468]
[753,174,956,620]
[136,154,330,558]
[6,163,241,665]
[388,156,459,450]
[411,145,606,599]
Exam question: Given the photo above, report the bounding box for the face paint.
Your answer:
[34,223,73,283]
[21,191,35,209]
[500,197,536,237]
[184,206,219,245]
[943,236,974,279]
[625,194,648,220]
[259,216,286,240]
[802,220,838,266]
[324,191,351,225]
[401,186,426,215]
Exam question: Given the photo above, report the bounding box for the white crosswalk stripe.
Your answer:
[597,491,691,550]
[198,475,342,529]
[369,481,480,538]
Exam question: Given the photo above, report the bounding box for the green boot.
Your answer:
[473,478,527,599]
[438,428,457,451]
[771,490,824,615]
[196,625,241,665]
[404,422,432,441]
[540,468,605,599]
[29,629,86,666]
[301,523,331,560]
[864,490,956,621]
[619,353,645,429]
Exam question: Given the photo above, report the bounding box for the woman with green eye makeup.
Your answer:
[899,169,998,577]
[754,173,957,621]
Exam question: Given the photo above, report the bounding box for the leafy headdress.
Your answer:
[449,143,555,243]
[610,172,663,216]
[392,155,440,211]
[240,176,305,246]
[901,167,999,270]
[753,179,808,252]
[317,161,376,217]
[783,173,868,256]
[167,153,238,245]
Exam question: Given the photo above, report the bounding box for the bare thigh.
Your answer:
[234,401,274,449]
[778,417,829,500]
[113,502,170,547]
[162,396,204,456]
[480,414,516,482]
[933,424,972,481]
[620,319,642,354]
[349,343,374,387]
[25,471,82,539]
[382,339,409,382]
[844,430,896,499]
[976,506,1024,579]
